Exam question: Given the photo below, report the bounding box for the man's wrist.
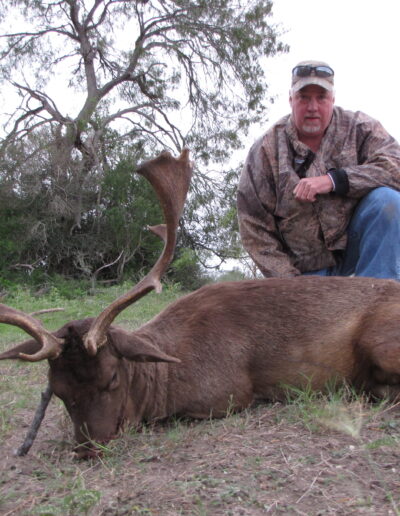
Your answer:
[326,172,336,191]
[326,168,349,195]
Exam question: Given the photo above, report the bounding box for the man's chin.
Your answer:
[301,124,322,135]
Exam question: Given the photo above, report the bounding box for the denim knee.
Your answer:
[362,187,400,219]
[353,187,400,228]
[345,187,400,279]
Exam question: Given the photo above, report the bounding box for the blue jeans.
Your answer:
[304,187,400,280]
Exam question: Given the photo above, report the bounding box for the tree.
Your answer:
[0,129,164,281]
[0,0,287,280]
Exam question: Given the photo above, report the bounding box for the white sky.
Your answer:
[258,0,400,142]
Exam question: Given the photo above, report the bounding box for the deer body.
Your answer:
[150,277,400,406]
[23,275,397,454]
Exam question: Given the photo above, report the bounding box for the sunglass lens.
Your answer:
[293,66,312,77]
[315,66,334,77]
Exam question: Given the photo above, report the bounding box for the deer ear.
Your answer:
[109,328,180,363]
[0,339,42,360]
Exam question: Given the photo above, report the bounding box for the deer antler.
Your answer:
[84,148,193,355]
[0,303,64,361]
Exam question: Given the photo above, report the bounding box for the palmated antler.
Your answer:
[0,303,64,361]
[84,148,193,355]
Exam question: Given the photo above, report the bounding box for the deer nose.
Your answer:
[73,442,103,460]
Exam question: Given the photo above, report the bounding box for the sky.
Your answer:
[256,0,400,143]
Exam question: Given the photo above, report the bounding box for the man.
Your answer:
[237,60,400,279]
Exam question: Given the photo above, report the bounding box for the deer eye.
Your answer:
[107,371,119,391]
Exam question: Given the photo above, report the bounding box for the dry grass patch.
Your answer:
[0,395,399,515]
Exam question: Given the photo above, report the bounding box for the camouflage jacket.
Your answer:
[237,106,400,277]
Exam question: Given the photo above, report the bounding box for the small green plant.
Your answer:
[31,488,101,516]
[165,416,186,443]
[280,378,363,432]
[366,437,399,449]
[61,488,101,515]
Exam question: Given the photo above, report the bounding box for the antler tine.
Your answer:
[0,303,64,361]
[84,148,193,355]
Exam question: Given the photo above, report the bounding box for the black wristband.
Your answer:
[327,168,349,196]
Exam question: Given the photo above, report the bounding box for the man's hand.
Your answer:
[293,175,333,202]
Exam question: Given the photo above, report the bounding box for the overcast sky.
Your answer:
[258,0,400,143]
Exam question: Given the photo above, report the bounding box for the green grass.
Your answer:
[278,382,400,515]
[0,281,183,343]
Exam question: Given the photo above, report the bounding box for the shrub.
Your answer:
[170,248,210,291]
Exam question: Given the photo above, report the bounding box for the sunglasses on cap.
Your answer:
[292,65,334,78]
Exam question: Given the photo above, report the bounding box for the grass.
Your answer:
[0,283,399,515]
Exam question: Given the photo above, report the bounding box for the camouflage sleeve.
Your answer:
[237,139,300,278]
[345,115,400,198]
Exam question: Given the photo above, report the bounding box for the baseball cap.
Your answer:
[291,60,334,93]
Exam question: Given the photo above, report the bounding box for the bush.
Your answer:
[216,268,248,282]
[0,273,90,301]
[169,248,210,291]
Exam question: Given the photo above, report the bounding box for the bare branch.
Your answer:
[29,308,64,316]
[90,249,124,292]
[10,81,70,124]
[15,384,53,456]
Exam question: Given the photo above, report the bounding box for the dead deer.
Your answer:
[1,149,400,458]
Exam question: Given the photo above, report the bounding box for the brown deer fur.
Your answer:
[2,275,400,457]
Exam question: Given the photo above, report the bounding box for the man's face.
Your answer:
[289,85,335,140]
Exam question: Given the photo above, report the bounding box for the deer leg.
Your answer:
[368,367,400,401]
[369,382,400,402]
[358,304,400,376]
[357,307,400,400]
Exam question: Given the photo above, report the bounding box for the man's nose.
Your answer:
[307,97,318,111]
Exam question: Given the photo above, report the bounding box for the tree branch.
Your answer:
[15,383,53,457]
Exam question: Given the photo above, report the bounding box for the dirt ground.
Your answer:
[0,395,399,515]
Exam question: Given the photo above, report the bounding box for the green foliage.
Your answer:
[170,248,210,291]
[0,0,287,159]
[28,481,101,516]
[182,165,244,267]
[101,158,164,262]
[0,136,167,281]
[217,268,248,282]
[280,381,365,435]
[0,273,89,301]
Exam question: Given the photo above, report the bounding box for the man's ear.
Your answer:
[109,328,180,363]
